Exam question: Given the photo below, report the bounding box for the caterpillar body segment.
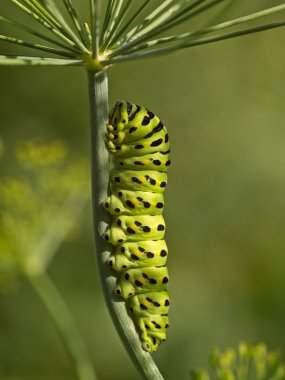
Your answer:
[107,240,168,272]
[104,100,171,352]
[127,291,170,316]
[106,133,170,158]
[113,151,171,172]
[103,189,164,216]
[103,215,166,245]
[115,267,169,300]
[110,169,167,193]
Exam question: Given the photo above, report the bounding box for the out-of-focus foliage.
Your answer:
[192,342,285,380]
[0,139,90,292]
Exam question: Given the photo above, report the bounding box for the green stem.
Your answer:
[27,273,97,380]
[87,69,165,380]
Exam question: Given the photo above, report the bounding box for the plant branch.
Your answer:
[62,0,89,46]
[87,70,164,380]
[20,0,62,29]
[117,0,181,46]
[11,0,89,53]
[107,0,151,49]
[100,0,124,51]
[114,0,209,51]
[0,16,79,53]
[109,3,285,57]
[90,0,101,57]
[0,55,83,66]
[0,34,76,57]
[99,0,113,45]
[104,19,285,65]
[10,0,80,49]
[104,0,133,50]
[27,272,97,380]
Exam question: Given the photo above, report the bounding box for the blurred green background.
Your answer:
[1,1,285,379]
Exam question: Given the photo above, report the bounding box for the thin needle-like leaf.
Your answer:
[39,0,75,28]
[104,19,285,65]
[110,3,285,57]
[91,0,101,58]
[84,22,92,49]
[0,16,79,53]
[119,0,179,45]
[21,0,61,28]
[163,0,229,32]
[99,0,114,44]
[0,54,83,66]
[104,0,133,50]
[100,0,124,50]
[112,0,211,55]
[106,0,151,50]
[62,0,89,45]
[10,0,79,49]
[11,0,89,53]
[0,34,76,57]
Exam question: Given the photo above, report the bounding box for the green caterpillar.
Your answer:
[103,101,170,352]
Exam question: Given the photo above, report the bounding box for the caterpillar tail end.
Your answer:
[142,337,161,352]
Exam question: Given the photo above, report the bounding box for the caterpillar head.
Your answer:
[109,100,132,132]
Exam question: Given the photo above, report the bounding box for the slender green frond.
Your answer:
[99,0,113,44]
[84,22,92,48]
[90,0,101,57]
[104,0,133,50]
[22,0,60,28]
[0,16,79,53]
[10,0,80,49]
[39,0,79,32]
[0,34,76,57]
[0,54,83,66]
[168,0,227,30]
[107,0,151,49]
[100,0,124,50]
[38,0,66,21]
[104,19,285,65]
[11,0,89,53]
[20,0,62,28]
[109,3,285,57]
[118,0,179,45]
[110,0,211,55]
[62,0,89,45]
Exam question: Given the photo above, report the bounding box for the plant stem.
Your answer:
[87,69,165,380]
[27,273,97,380]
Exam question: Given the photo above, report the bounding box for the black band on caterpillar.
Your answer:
[103,101,171,352]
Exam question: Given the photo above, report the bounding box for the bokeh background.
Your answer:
[1,1,285,379]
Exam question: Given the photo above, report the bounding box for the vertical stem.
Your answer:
[87,69,165,380]
[27,273,97,380]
